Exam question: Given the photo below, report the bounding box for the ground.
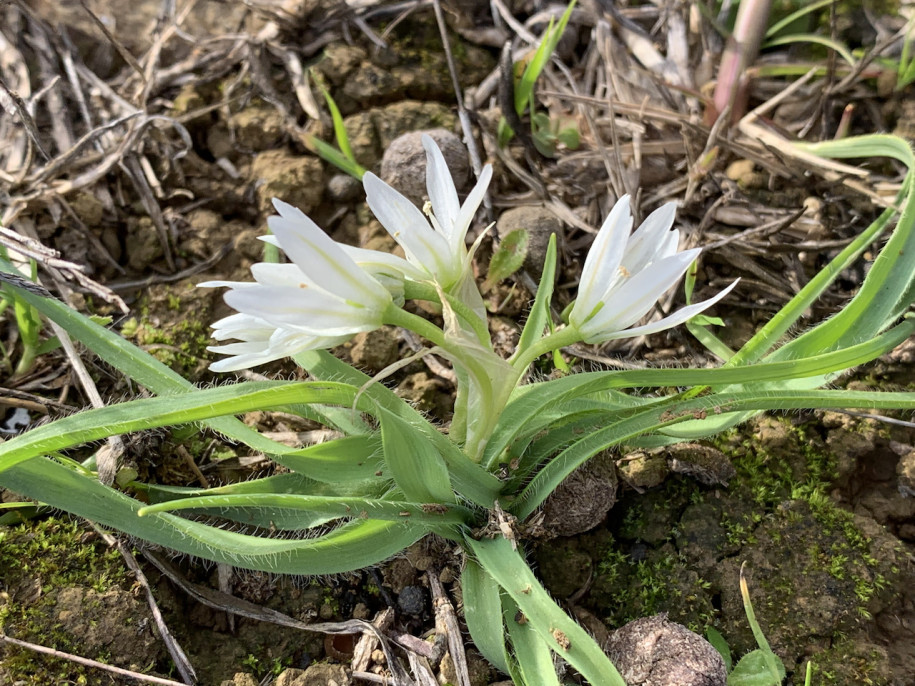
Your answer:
[1,1,915,685]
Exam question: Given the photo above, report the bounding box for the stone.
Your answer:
[380,129,470,207]
[496,205,564,277]
[251,150,324,215]
[606,614,727,686]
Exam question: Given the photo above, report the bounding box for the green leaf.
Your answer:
[137,493,471,531]
[467,534,626,686]
[512,234,558,368]
[379,408,456,504]
[706,627,733,672]
[728,650,785,686]
[0,457,424,575]
[0,380,366,475]
[295,350,501,508]
[556,126,579,149]
[462,559,512,675]
[514,1,577,115]
[503,596,562,686]
[136,471,390,530]
[301,132,366,180]
[487,229,530,285]
[316,78,356,163]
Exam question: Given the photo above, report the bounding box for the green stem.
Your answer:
[510,325,581,371]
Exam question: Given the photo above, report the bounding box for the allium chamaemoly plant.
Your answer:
[2,133,915,685]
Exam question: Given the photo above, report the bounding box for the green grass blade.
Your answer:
[0,380,364,474]
[462,559,512,675]
[317,81,356,163]
[764,34,856,67]
[296,350,501,507]
[301,132,366,180]
[512,234,557,365]
[765,0,835,38]
[137,493,472,529]
[485,318,915,468]
[0,457,424,575]
[512,387,915,519]
[467,535,627,686]
[503,596,562,686]
[514,1,576,115]
[379,408,456,504]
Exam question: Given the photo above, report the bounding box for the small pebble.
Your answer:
[397,585,426,616]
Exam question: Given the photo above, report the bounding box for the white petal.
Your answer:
[198,279,258,289]
[453,164,493,256]
[364,172,455,282]
[250,262,314,288]
[210,313,274,341]
[338,244,427,281]
[423,135,461,240]
[267,211,387,308]
[594,279,740,343]
[579,249,701,336]
[575,196,633,320]
[224,286,380,336]
[621,203,677,273]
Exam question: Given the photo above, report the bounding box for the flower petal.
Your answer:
[364,172,455,283]
[338,244,427,281]
[574,195,633,320]
[423,135,461,241]
[454,164,493,256]
[268,199,388,307]
[621,202,678,273]
[578,249,701,338]
[224,286,381,336]
[596,279,740,343]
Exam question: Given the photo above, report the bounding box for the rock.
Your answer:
[125,216,164,271]
[725,159,767,189]
[666,444,735,486]
[894,443,915,497]
[540,451,618,537]
[316,45,368,86]
[534,538,592,598]
[496,206,564,277]
[251,150,324,215]
[230,106,286,151]
[348,327,401,373]
[297,662,351,685]
[396,371,449,416]
[343,63,402,104]
[327,173,363,203]
[605,614,727,686]
[222,675,257,686]
[275,669,306,686]
[371,101,457,151]
[618,450,670,490]
[397,585,426,616]
[380,129,470,207]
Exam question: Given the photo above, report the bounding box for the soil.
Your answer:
[2,1,915,685]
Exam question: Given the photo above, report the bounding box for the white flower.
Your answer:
[569,195,738,344]
[363,134,492,289]
[200,200,392,370]
[205,313,349,372]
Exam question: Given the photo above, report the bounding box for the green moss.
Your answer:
[119,285,213,377]
[0,517,130,683]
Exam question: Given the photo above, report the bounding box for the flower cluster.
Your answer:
[202,134,736,372]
